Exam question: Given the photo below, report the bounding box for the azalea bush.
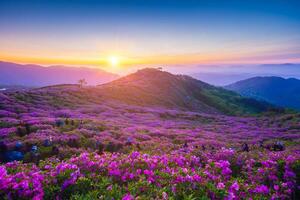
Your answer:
[1,150,299,200]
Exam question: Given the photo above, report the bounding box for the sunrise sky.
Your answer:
[1,0,300,73]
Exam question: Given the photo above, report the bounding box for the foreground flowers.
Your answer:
[1,88,300,199]
[0,149,299,200]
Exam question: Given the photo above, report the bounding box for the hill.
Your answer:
[96,68,274,115]
[0,61,118,86]
[225,76,300,111]
[0,68,276,115]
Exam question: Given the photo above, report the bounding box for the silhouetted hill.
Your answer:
[96,68,274,115]
[225,76,300,111]
[0,61,118,86]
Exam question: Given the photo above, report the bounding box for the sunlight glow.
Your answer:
[108,56,120,66]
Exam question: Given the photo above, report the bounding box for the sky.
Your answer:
[1,0,300,73]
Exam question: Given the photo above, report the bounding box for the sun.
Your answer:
[108,56,119,66]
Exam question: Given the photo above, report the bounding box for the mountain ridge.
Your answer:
[225,76,300,111]
[0,61,118,86]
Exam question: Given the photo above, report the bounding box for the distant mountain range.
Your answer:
[225,77,300,111]
[190,63,300,86]
[191,72,254,86]
[94,68,274,115]
[0,61,118,87]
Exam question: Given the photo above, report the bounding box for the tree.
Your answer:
[78,79,87,88]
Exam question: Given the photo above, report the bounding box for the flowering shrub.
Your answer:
[0,127,16,137]
[0,150,299,199]
[0,163,44,199]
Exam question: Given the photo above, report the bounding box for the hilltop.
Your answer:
[96,68,274,115]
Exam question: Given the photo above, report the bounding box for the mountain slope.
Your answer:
[1,68,276,115]
[225,76,300,111]
[96,68,274,115]
[0,61,118,86]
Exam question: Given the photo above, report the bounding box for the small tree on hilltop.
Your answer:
[78,79,87,88]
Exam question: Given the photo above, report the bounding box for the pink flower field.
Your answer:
[0,86,299,200]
